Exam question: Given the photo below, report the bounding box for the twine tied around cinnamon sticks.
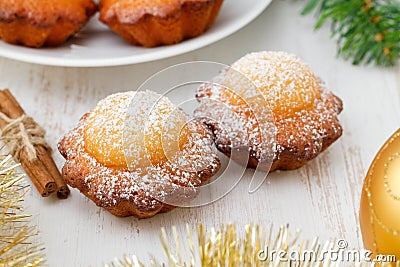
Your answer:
[0,89,69,199]
[0,113,51,161]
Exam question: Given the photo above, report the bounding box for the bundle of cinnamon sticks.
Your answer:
[0,89,69,199]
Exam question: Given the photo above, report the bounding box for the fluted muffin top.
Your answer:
[99,0,211,23]
[84,91,191,169]
[0,0,97,26]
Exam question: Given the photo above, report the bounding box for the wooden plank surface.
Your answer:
[0,1,399,266]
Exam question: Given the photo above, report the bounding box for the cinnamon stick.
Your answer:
[20,152,52,197]
[36,146,70,199]
[0,89,69,198]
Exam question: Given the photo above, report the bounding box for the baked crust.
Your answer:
[99,0,223,47]
[0,0,97,47]
[206,93,343,171]
[58,92,220,218]
[195,51,343,172]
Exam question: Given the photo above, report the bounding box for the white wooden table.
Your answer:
[0,1,399,266]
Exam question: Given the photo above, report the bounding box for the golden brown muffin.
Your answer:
[99,0,223,47]
[0,0,97,48]
[58,91,220,218]
[195,51,343,172]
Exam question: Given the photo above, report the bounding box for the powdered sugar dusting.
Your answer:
[196,51,343,165]
[59,91,220,215]
[231,51,322,119]
[85,92,134,168]
[124,90,188,170]
[195,66,277,169]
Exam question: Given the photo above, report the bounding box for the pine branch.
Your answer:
[302,0,400,66]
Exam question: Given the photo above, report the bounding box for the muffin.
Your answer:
[58,90,220,218]
[99,0,223,47]
[195,51,343,171]
[0,0,97,48]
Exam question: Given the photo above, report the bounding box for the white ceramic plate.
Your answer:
[0,0,272,67]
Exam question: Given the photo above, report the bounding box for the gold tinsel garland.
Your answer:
[106,224,400,267]
[0,154,45,266]
[1,151,398,267]
[0,151,398,267]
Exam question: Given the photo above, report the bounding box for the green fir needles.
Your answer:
[302,0,400,66]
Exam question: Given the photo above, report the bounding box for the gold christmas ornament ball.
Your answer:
[360,129,400,258]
